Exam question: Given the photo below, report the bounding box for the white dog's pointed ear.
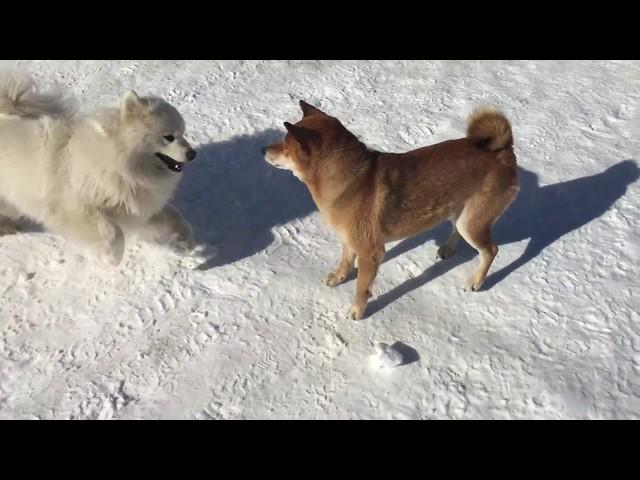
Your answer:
[89,118,109,137]
[121,90,143,119]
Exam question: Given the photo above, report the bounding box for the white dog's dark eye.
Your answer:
[164,135,175,142]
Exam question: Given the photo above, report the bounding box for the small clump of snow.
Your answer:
[371,342,403,369]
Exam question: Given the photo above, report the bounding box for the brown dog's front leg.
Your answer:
[348,247,384,320]
[324,243,356,287]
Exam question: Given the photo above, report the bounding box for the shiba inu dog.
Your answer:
[263,101,518,320]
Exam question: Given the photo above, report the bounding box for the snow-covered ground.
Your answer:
[0,60,638,419]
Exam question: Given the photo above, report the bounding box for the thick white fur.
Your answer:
[0,70,195,265]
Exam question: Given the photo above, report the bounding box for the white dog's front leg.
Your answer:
[0,198,22,235]
[143,204,194,252]
[47,211,125,265]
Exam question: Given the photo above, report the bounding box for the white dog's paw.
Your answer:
[0,220,21,236]
[179,243,216,269]
[167,231,194,252]
[192,243,212,257]
[97,225,125,266]
[98,245,124,266]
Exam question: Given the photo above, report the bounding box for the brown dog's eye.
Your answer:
[163,135,175,142]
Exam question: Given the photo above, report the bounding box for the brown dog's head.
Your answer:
[261,100,357,179]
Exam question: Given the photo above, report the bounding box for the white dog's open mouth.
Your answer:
[156,153,183,173]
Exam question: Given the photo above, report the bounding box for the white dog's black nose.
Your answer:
[186,150,197,161]
[261,147,267,155]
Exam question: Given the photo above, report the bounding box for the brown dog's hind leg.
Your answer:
[457,186,517,291]
[437,218,462,260]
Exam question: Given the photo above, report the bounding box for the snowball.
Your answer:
[371,342,403,369]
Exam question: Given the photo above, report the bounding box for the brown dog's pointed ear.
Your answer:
[284,122,312,153]
[299,100,325,118]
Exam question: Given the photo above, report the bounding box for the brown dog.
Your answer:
[262,101,519,320]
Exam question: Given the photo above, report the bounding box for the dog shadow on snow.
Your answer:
[174,129,316,270]
[365,159,639,318]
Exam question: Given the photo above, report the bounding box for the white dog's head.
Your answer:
[119,91,196,173]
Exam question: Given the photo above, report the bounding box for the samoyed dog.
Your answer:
[0,70,197,265]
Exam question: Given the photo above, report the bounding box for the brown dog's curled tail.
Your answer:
[467,106,513,151]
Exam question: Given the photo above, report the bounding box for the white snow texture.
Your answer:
[0,60,639,419]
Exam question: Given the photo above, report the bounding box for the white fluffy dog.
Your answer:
[0,70,196,265]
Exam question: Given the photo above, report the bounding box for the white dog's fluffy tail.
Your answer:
[0,69,75,119]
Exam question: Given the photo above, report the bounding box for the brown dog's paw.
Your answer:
[323,271,345,287]
[437,244,456,260]
[347,303,366,321]
[463,277,484,292]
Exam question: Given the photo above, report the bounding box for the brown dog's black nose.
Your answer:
[186,150,197,161]
[261,146,267,155]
